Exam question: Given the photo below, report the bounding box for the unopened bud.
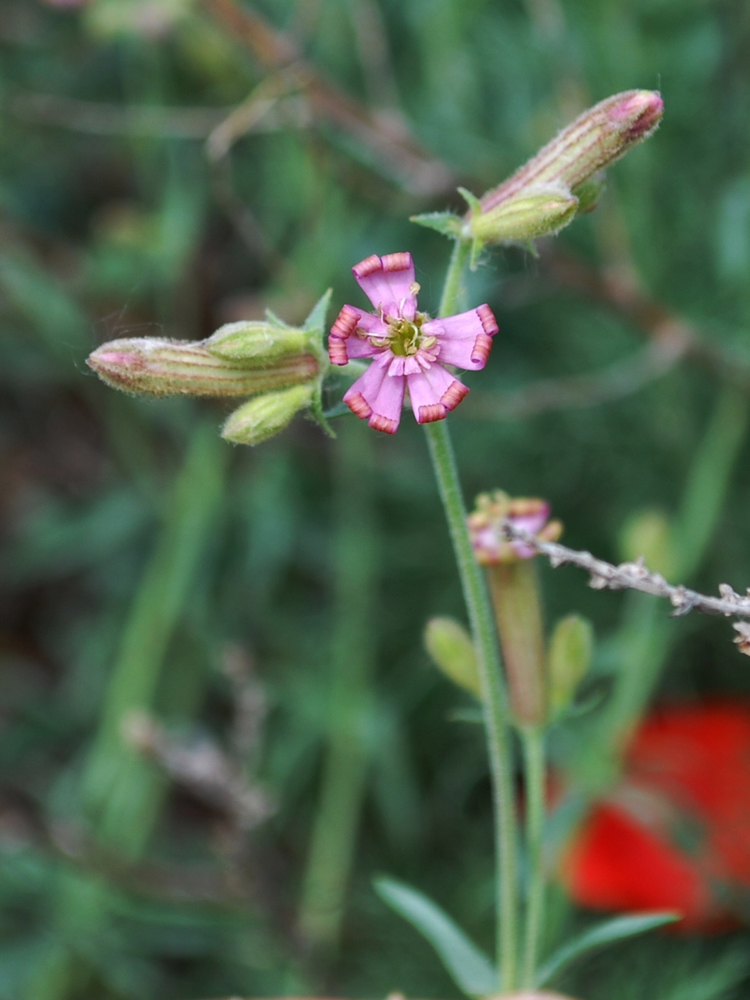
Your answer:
[424,617,481,700]
[619,507,673,577]
[548,614,594,718]
[469,187,579,246]
[469,491,562,565]
[222,383,314,445]
[476,89,663,221]
[205,321,309,363]
[572,171,606,214]
[87,337,319,397]
[487,560,547,726]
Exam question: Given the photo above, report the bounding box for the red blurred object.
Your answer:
[562,702,750,931]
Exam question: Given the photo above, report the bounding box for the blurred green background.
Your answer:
[2,0,750,998]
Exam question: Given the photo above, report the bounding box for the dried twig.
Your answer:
[200,0,455,196]
[466,338,684,420]
[125,712,273,833]
[546,251,750,393]
[501,519,750,652]
[8,92,233,139]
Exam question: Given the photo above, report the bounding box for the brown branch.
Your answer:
[125,712,273,833]
[546,251,750,392]
[465,338,684,420]
[501,519,750,652]
[8,92,232,139]
[200,0,455,196]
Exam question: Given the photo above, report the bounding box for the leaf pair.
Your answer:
[375,875,678,996]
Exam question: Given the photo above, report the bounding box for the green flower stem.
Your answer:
[423,237,518,992]
[424,421,517,991]
[438,238,472,316]
[521,725,546,988]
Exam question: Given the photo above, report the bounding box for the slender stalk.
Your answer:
[521,726,546,988]
[438,238,472,316]
[424,237,518,991]
[424,421,517,991]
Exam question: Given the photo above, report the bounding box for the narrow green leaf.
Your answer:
[322,401,352,420]
[536,912,681,986]
[457,187,482,214]
[264,308,292,328]
[410,212,463,238]
[375,876,497,996]
[303,288,333,333]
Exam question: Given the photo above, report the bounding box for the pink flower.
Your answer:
[329,252,498,434]
[468,491,562,564]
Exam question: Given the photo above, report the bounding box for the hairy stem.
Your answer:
[423,238,518,990]
[521,726,546,987]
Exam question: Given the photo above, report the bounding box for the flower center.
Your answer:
[369,313,437,357]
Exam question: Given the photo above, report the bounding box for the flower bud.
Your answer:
[548,614,594,718]
[204,321,309,363]
[87,337,319,397]
[469,491,563,726]
[487,559,547,726]
[572,171,606,215]
[221,383,314,445]
[468,491,562,565]
[469,187,579,246]
[475,89,663,227]
[619,507,674,578]
[424,617,481,700]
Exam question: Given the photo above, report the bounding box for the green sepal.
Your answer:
[264,308,291,328]
[303,287,333,333]
[308,381,336,439]
[410,211,464,239]
[457,186,482,214]
[572,171,607,214]
[322,400,354,420]
[469,237,485,271]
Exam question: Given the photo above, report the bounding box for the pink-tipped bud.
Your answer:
[477,90,663,218]
[469,491,561,726]
[87,337,319,398]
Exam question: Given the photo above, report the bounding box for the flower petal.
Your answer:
[343,362,405,434]
[407,363,469,423]
[423,304,498,371]
[329,305,386,365]
[368,371,406,433]
[499,505,554,558]
[352,252,417,320]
